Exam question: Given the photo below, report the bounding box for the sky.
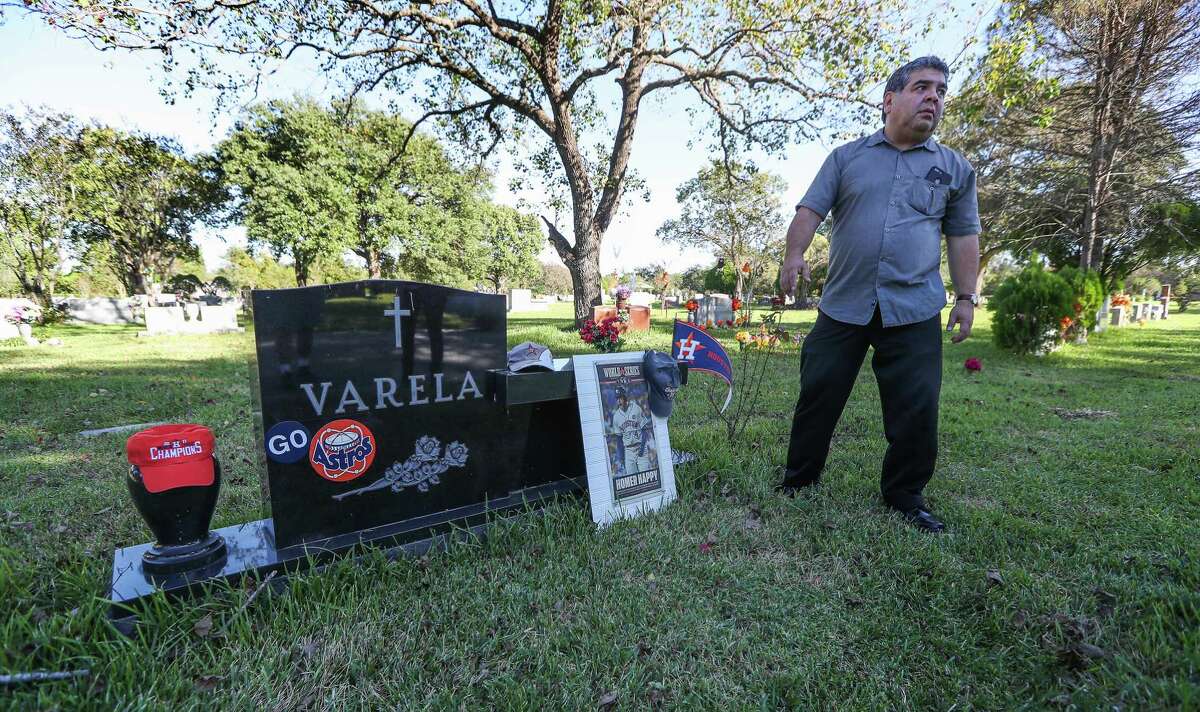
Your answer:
[0,4,992,276]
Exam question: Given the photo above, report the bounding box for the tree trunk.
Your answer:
[570,242,602,326]
[542,215,602,327]
[294,257,311,287]
[364,248,382,279]
[975,246,1005,294]
[127,266,148,295]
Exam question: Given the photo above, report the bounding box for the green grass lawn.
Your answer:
[1,306,1197,709]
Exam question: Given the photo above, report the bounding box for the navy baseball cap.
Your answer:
[642,350,682,418]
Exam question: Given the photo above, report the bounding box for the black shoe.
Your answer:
[775,469,818,497]
[897,507,946,533]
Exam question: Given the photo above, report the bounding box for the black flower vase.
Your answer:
[128,457,228,578]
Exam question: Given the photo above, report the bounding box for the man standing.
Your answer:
[778,56,981,533]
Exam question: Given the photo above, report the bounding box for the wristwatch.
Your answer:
[956,293,979,306]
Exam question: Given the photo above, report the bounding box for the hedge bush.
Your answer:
[1056,264,1106,333]
[988,262,1075,354]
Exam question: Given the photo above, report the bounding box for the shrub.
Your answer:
[1056,265,1105,333]
[988,262,1075,354]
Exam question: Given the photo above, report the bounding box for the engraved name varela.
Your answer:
[299,372,484,416]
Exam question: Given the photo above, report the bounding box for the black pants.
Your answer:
[783,308,942,511]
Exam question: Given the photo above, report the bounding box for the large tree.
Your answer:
[69,127,218,295]
[656,160,787,300]
[941,0,1200,286]
[470,203,543,293]
[217,99,494,286]
[18,0,913,324]
[217,100,356,286]
[0,109,78,307]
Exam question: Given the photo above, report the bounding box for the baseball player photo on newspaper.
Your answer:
[598,363,661,499]
[572,352,676,525]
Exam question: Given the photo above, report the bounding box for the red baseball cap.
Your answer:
[126,424,216,493]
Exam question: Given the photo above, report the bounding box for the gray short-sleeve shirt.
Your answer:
[797,129,981,327]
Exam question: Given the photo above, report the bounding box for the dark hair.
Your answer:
[882,56,950,124]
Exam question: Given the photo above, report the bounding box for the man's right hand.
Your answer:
[779,254,811,297]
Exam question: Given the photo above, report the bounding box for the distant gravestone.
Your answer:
[252,280,583,548]
[58,297,138,325]
[143,306,187,334]
[141,305,244,336]
[200,304,240,330]
[1110,306,1127,326]
[629,291,655,307]
[698,294,733,325]
[508,288,548,312]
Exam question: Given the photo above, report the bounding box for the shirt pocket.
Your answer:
[906,179,950,216]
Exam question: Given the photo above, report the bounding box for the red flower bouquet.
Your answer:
[579,317,623,353]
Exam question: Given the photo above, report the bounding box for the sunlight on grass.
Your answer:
[0,311,1196,708]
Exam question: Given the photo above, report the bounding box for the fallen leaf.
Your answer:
[193,613,214,638]
[986,569,1004,587]
[597,691,618,710]
[1075,642,1106,659]
[845,596,864,608]
[1012,610,1028,627]
[743,506,763,531]
[647,685,666,708]
[635,640,651,658]
[52,524,68,534]
[194,674,222,692]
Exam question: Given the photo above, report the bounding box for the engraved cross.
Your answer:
[383,295,411,349]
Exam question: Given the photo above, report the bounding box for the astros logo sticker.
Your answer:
[309,419,376,482]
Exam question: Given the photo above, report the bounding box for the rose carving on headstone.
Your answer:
[332,436,469,500]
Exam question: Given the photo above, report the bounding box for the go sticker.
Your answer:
[264,421,310,464]
[309,419,376,482]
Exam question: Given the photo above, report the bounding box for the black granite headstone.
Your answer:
[252,280,583,549]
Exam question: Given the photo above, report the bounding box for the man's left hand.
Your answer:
[947,302,974,343]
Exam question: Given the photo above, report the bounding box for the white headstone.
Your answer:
[144,306,188,334]
[629,291,655,307]
[698,294,733,325]
[199,304,240,330]
[508,288,533,312]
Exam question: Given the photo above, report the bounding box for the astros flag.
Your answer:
[671,320,734,412]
